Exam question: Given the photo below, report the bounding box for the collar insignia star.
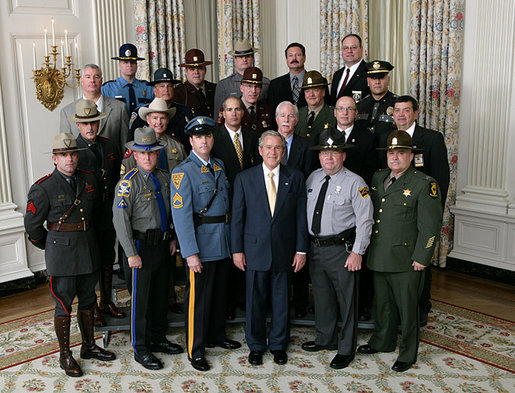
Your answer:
[403,189,412,197]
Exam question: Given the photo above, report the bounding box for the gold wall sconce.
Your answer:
[32,19,81,111]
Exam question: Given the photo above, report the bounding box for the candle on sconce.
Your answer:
[33,42,36,69]
[61,41,65,68]
[51,18,55,46]
[44,28,48,56]
[64,30,69,56]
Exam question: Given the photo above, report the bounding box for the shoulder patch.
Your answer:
[117,198,128,208]
[123,149,133,159]
[172,173,184,189]
[123,167,138,180]
[117,180,131,197]
[359,186,370,198]
[36,173,52,184]
[172,193,183,208]
[429,181,439,198]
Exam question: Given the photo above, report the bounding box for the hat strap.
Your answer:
[133,142,161,151]
[75,113,99,119]
[234,49,253,55]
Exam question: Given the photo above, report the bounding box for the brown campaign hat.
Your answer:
[228,39,259,56]
[301,71,328,89]
[67,99,106,123]
[378,130,414,150]
[241,67,267,85]
[179,49,213,67]
[52,133,87,154]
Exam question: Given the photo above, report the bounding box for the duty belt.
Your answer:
[310,227,356,249]
[133,229,174,246]
[48,221,90,232]
[193,213,231,227]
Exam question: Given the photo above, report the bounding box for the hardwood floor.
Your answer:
[0,268,513,323]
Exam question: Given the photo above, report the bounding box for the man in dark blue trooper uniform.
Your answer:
[112,127,183,371]
[102,43,154,115]
[172,116,241,372]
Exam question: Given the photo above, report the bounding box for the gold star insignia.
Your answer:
[403,189,412,197]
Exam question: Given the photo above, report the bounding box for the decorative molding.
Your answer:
[9,0,77,16]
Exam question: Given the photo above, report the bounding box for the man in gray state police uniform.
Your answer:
[24,134,116,377]
[301,130,373,369]
[112,127,183,371]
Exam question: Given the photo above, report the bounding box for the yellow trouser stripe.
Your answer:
[187,269,196,358]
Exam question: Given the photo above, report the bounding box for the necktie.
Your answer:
[198,87,205,99]
[158,148,169,172]
[249,105,256,118]
[371,101,380,121]
[307,111,315,130]
[292,76,299,104]
[233,132,244,168]
[67,176,77,193]
[311,175,330,235]
[384,176,396,191]
[206,162,215,177]
[338,68,351,99]
[128,83,137,114]
[149,172,168,232]
[90,143,102,166]
[267,172,277,216]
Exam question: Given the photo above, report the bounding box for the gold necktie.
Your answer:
[234,132,243,168]
[267,172,277,215]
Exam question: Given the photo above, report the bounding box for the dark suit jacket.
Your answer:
[330,60,369,105]
[287,134,315,178]
[411,125,450,204]
[267,73,307,109]
[343,125,377,185]
[212,125,258,190]
[231,164,308,272]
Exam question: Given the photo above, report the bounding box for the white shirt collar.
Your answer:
[403,122,416,137]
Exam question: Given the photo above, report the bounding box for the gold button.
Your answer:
[381,198,385,202]
[81,217,85,221]
[404,242,408,246]
[379,209,383,213]
[80,208,84,212]
[376,219,380,223]
[374,230,378,234]
[403,202,407,206]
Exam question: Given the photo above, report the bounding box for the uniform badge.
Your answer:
[414,153,424,167]
[27,201,36,214]
[386,106,394,116]
[117,180,131,197]
[352,91,362,102]
[425,236,435,248]
[172,193,183,208]
[125,49,131,57]
[117,198,128,208]
[252,124,257,130]
[335,185,342,194]
[359,186,370,198]
[171,148,178,154]
[213,163,222,171]
[403,189,412,197]
[429,182,439,198]
[129,112,138,128]
[172,173,184,189]
[201,165,209,173]
[324,123,330,129]
[262,120,268,128]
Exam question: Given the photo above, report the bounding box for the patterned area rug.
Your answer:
[0,300,513,392]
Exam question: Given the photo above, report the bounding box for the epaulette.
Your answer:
[77,168,93,174]
[123,167,138,180]
[358,94,371,103]
[102,80,115,86]
[36,173,52,184]
[140,80,149,84]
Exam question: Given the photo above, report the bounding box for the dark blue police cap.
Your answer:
[185,116,217,136]
[112,43,145,61]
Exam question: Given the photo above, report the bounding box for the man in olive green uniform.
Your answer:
[357,130,442,372]
[295,71,336,145]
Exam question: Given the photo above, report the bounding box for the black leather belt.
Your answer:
[193,213,231,227]
[310,227,356,248]
[133,229,174,246]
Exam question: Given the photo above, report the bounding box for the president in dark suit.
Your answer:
[330,34,370,105]
[231,130,309,366]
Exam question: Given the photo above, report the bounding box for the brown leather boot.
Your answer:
[54,316,83,377]
[93,303,105,327]
[77,306,116,361]
[98,264,125,318]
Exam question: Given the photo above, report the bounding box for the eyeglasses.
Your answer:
[342,45,359,51]
[335,107,356,112]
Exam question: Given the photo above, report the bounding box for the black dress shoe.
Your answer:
[134,352,163,370]
[295,307,307,319]
[190,356,210,371]
[330,354,354,369]
[301,341,337,352]
[248,351,263,366]
[357,344,379,354]
[392,360,413,372]
[150,339,184,355]
[271,350,288,365]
